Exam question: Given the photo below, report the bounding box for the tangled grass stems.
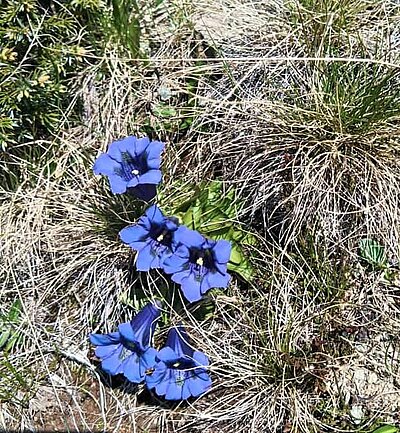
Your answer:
[2,0,400,430]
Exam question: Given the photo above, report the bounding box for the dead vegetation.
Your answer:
[1,0,400,432]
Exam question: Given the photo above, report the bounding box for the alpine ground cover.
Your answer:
[1,0,400,432]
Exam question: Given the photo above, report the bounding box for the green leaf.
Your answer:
[153,105,177,118]
[359,238,387,269]
[230,244,244,265]
[228,256,253,282]
[8,299,22,322]
[0,299,23,351]
[160,180,257,281]
[228,243,254,282]
[371,426,398,433]
[0,329,11,351]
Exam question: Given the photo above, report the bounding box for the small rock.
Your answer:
[368,371,378,384]
[350,405,364,424]
[158,86,173,101]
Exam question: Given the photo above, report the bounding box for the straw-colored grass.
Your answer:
[1,0,400,432]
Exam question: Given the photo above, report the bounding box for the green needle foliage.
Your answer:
[0,0,105,189]
[0,0,92,145]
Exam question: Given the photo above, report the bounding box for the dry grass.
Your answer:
[2,0,400,432]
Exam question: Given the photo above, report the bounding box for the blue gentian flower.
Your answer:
[145,326,211,400]
[89,302,161,383]
[162,227,231,302]
[93,136,164,200]
[119,205,179,272]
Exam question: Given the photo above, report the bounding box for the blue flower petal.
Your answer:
[146,157,161,171]
[165,326,193,357]
[130,303,160,347]
[135,136,150,155]
[138,170,162,185]
[145,362,167,389]
[188,372,211,398]
[164,218,179,232]
[129,240,150,251]
[165,370,183,400]
[126,177,139,188]
[121,352,143,383]
[139,359,147,378]
[214,260,229,274]
[152,369,169,395]
[157,347,178,363]
[108,136,136,162]
[141,347,158,369]
[193,351,210,367]
[118,322,138,344]
[155,378,169,396]
[108,174,128,194]
[167,244,190,259]
[159,249,174,267]
[136,243,159,271]
[163,257,189,275]
[199,273,213,295]
[213,239,232,264]
[179,272,203,302]
[195,370,211,382]
[146,141,164,169]
[134,302,161,328]
[144,205,164,225]
[174,226,205,247]
[119,225,149,245]
[169,269,191,283]
[146,140,164,159]
[207,271,231,290]
[182,379,192,400]
[101,346,124,375]
[89,332,121,346]
[93,154,120,176]
[95,344,120,359]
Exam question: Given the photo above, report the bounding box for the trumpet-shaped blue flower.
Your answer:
[89,302,161,383]
[93,136,164,201]
[119,205,179,272]
[145,326,211,400]
[162,227,231,302]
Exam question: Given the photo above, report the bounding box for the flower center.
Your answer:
[116,151,148,181]
[150,223,174,248]
[189,248,215,271]
[120,338,144,357]
[167,357,194,370]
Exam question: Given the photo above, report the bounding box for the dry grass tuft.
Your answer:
[2,0,400,432]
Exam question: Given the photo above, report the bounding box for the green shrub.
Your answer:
[0,0,105,188]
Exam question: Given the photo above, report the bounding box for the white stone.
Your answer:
[350,405,364,424]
